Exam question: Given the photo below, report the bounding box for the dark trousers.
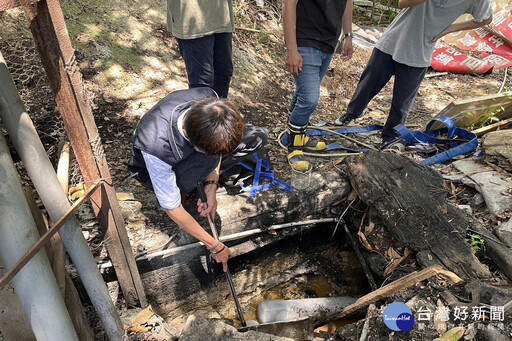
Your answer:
[177,33,233,98]
[174,125,268,193]
[347,48,428,141]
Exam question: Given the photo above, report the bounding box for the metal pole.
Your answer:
[197,182,247,327]
[0,126,78,340]
[0,53,126,341]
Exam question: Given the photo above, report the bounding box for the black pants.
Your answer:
[177,33,233,98]
[174,125,268,193]
[346,48,428,141]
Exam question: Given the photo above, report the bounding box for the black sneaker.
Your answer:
[334,114,354,126]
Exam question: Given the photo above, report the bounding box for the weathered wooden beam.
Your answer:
[472,117,512,136]
[0,0,37,12]
[23,0,146,307]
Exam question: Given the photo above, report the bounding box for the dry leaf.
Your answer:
[69,190,85,201]
[131,305,154,326]
[364,221,375,236]
[117,192,135,201]
[433,326,465,341]
[318,162,334,172]
[127,325,151,334]
[69,183,86,195]
[357,231,375,251]
[384,247,412,277]
[386,247,401,260]
[347,190,358,201]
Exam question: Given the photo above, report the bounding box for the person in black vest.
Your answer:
[129,87,268,270]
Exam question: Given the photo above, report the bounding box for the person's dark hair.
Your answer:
[185,98,243,157]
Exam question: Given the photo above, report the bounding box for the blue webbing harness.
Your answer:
[237,153,292,198]
[393,116,479,166]
[282,117,478,166]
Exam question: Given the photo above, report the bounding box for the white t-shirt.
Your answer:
[376,0,493,67]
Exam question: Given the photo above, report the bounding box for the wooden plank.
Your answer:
[23,0,146,307]
[472,117,512,136]
[0,0,37,12]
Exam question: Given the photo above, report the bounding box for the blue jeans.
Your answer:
[289,47,333,127]
[347,48,428,141]
[177,33,233,98]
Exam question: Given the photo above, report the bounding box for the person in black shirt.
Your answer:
[283,0,353,171]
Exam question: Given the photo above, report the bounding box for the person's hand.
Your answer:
[197,184,218,219]
[210,243,231,272]
[341,38,353,61]
[286,48,303,76]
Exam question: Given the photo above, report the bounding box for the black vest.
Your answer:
[128,87,220,193]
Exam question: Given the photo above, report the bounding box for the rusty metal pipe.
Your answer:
[0,53,126,341]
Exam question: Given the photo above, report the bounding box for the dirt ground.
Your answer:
[1,0,510,339]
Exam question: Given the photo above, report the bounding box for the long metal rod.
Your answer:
[0,180,101,291]
[95,217,338,268]
[197,182,247,327]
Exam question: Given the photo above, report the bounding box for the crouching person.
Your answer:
[128,87,268,271]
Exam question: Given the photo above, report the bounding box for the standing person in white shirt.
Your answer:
[334,0,493,146]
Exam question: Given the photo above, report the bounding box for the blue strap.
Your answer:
[238,154,292,197]
[281,125,382,152]
[424,116,457,139]
[307,125,384,136]
[394,116,478,166]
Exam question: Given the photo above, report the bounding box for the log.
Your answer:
[344,152,492,280]
[175,168,351,244]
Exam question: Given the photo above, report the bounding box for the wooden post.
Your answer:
[23,0,146,307]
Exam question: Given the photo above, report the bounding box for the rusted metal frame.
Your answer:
[23,0,147,307]
[0,0,37,12]
[0,179,102,292]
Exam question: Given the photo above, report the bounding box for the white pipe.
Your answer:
[0,55,126,340]
[0,127,79,340]
[98,218,338,269]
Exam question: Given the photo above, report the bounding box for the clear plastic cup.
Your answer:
[290,165,312,190]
